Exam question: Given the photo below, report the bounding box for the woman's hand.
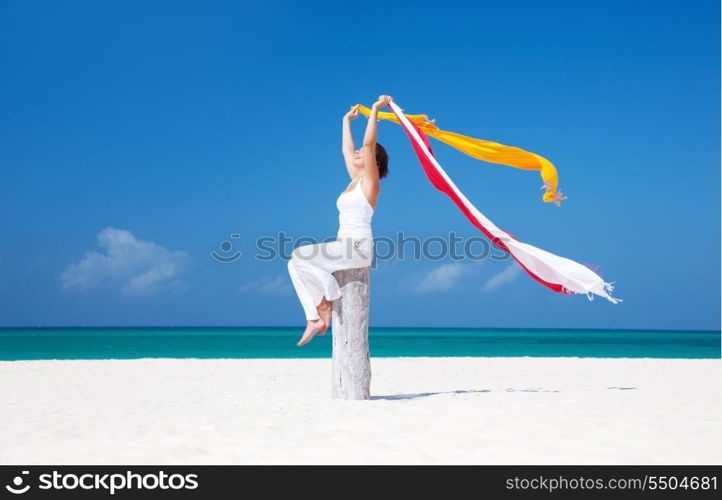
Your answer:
[344,105,359,120]
[372,95,393,109]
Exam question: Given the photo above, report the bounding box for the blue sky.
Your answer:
[0,0,719,329]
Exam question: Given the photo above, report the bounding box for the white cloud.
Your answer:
[239,276,291,296]
[414,262,475,293]
[482,264,522,292]
[61,227,190,296]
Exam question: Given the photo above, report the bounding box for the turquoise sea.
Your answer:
[0,327,719,360]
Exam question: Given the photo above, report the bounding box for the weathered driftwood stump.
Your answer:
[331,266,371,400]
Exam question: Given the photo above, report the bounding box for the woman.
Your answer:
[288,94,392,347]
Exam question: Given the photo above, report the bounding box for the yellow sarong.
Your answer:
[354,104,565,205]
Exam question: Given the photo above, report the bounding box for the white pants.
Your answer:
[287,236,374,320]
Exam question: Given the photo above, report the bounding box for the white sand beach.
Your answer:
[0,357,719,464]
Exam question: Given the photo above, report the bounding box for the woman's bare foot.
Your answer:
[296,319,326,346]
[317,300,332,335]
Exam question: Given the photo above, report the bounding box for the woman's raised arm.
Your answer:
[341,105,360,179]
[361,95,392,188]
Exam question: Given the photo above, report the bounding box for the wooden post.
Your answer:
[331,266,371,400]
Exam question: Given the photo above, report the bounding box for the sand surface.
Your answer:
[0,357,719,464]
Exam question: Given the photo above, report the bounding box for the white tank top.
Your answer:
[336,176,374,239]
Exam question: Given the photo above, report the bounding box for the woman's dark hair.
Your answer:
[375,142,389,179]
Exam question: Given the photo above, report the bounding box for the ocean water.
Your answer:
[0,327,719,360]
